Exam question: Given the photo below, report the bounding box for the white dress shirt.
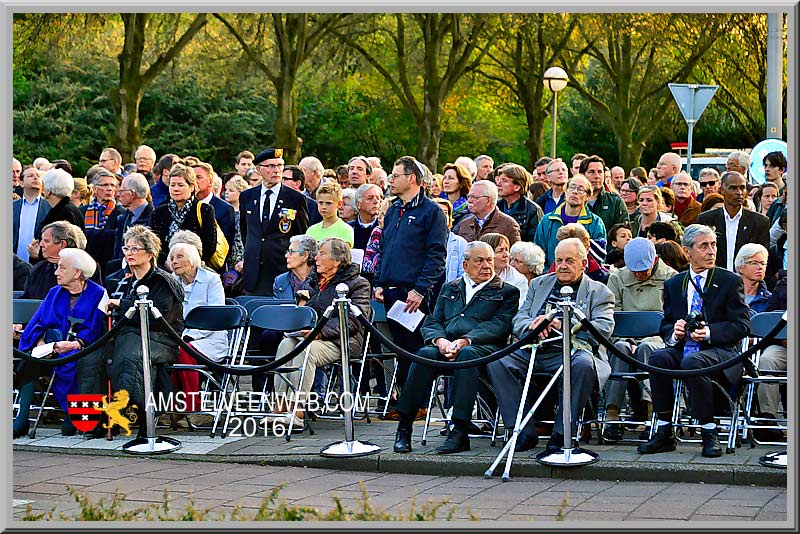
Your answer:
[723,207,743,271]
[463,273,490,305]
[259,183,282,221]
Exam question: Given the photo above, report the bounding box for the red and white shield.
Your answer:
[66,394,104,433]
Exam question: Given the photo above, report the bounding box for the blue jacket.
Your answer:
[374,190,448,295]
[534,203,607,266]
[150,180,169,208]
[747,281,772,316]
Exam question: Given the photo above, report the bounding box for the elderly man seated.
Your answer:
[393,241,519,455]
[487,238,615,452]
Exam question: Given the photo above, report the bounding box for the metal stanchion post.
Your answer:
[536,286,599,466]
[320,283,381,458]
[123,285,181,455]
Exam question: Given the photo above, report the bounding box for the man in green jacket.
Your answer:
[580,155,629,246]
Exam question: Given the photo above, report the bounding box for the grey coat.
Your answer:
[512,273,615,388]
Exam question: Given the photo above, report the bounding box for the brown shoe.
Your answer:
[381,409,401,421]
[414,408,428,421]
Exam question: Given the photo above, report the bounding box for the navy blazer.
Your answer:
[238,184,309,295]
[660,267,750,383]
[13,196,50,254]
[306,196,322,225]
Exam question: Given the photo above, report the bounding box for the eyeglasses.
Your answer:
[467,194,490,200]
[96,183,118,189]
[119,188,135,194]
[566,185,590,194]
[389,172,413,180]
[134,156,153,162]
[745,260,768,267]
[286,249,304,255]
[282,176,301,182]
[699,181,717,187]
[619,188,634,194]
[121,245,146,254]
[257,163,283,169]
[99,158,115,164]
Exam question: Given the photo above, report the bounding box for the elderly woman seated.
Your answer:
[480,233,528,308]
[107,225,184,436]
[509,241,546,284]
[272,237,371,431]
[168,240,228,414]
[22,221,96,300]
[735,243,772,316]
[14,249,108,438]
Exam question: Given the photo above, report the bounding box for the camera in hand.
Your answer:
[684,311,706,333]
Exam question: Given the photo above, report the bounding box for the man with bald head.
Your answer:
[454,180,520,245]
[299,156,324,198]
[655,152,681,188]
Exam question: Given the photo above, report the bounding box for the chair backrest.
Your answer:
[237,296,295,317]
[184,304,247,331]
[12,290,24,299]
[370,299,386,323]
[249,304,317,332]
[749,311,787,340]
[13,299,42,325]
[612,311,664,339]
[225,298,238,306]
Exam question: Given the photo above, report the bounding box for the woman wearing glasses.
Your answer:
[106,225,184,436]
[151,164,218,268]
[734,244,771,316]
[618,178,642,218]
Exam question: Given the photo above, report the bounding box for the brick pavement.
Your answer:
[12,451,788,524]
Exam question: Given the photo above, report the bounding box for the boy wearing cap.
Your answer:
[603,237,677,441]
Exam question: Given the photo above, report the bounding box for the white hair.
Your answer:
[454,156,477,177]
[342,187,357,206]
[475,154,494,167]
[299,156,324,175]
[58,248,97,279]
[212,174,223,194]
[33,157,52,171]
[555,237,588,261]
[42,168,74,197]
[355,183,383,204]
[472,179,498,205]
[510,241,546,276]
[463,241,494,262]
[168,241,202,269]
[123,173,150,198]
[734,243,769,272]
[135,144,157,161]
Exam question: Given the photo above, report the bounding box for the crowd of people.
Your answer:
[11,145,789,454]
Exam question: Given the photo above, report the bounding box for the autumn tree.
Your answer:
[476,13,579,168]
[332,14,496,170]
[562,13,731,169]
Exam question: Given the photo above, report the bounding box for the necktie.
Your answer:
[683,275,703,357]
[262,189,272,223]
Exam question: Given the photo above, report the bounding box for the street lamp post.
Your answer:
[543,67,569,159]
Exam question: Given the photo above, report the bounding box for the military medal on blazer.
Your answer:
[278,207,297,234]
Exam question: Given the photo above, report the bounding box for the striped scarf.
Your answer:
[84,198,116,230]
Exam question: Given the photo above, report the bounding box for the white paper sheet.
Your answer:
[31,342,55,359]
[351,248,365,269]
[386,300,425,332]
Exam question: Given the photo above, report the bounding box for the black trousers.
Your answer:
[395,344,497,427]
[649,346,734,423]
[382,287,430,390]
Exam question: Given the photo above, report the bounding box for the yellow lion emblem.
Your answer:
[100,390,138,436]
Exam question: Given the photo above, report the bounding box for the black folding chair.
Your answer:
[163,304,248,436]
[222,304,317,440]
[596,310,663,443]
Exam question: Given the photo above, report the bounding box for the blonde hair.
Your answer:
[317,180,343,203]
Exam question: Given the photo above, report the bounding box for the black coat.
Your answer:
[13,254,31,291]
[39,196,85,234]
[696,207,771,269]
[421,275,519,346]
[660,267,750,384]
[497,197,543,243]
[239,184,309,295]
[151,198,218,268]
[113,202,155,260]
[303,263,372,358]
[107,266,184,408]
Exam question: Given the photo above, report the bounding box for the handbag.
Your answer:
[196,202,230,271]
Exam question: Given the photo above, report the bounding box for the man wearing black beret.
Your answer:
[237,148,310,295]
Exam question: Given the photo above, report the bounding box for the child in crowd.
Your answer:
[605,222,632,269]
[306,181,355,247]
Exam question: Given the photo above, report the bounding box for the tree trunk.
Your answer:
[614,125,646,171]
[274,82,301,164]
[109,85,143,162]
[418,98,442,171]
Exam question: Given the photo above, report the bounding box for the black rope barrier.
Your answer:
[12,315,133,368]
[578,316,786,378]
[357,313,554,370]
[152,312,332,376]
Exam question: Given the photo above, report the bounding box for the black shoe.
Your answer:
[12,421,30,439]
[602,424,624,442]
[546,432,564,453]
[393,425,412,453]
[514,432,539,452]
[61,419,78,436]
[700,428,722,458]
[752,427,785,443]
[435,428,470,454]
[637,423,676,454]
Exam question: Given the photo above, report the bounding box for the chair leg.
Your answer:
[29,372,56,439]
[420,378,438,446]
